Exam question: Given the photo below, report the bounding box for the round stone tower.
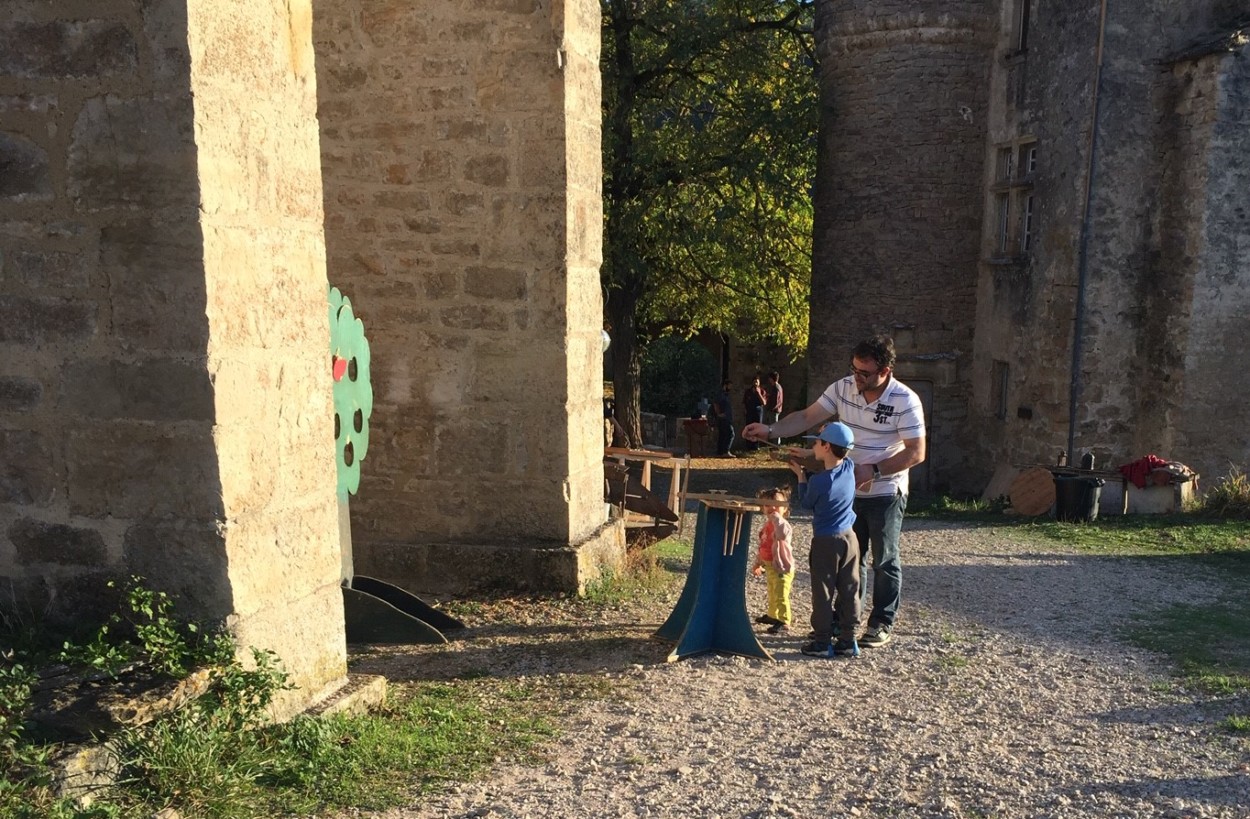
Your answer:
[808,0,998,490]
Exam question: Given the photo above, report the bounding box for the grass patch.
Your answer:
[1125,591,1250,694]
[1017,516,1250,557]
[582,536,689,606]
[936,654,970,672]
[1,579,632,819]
[909,493,1006,523]
[1221,715,1250,734]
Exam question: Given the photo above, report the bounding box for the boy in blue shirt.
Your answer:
[789,422,861,658]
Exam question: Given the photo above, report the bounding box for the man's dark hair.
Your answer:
[853,335,897,371]
[767,371,779,382]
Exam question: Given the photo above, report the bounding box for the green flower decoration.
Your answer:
[329,286,373,498]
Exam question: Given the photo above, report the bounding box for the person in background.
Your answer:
[743,335,926,648]
[789,422,860,658]
[751,487,795,635]
[742,376,767,450]
[709,378,735,457]
[764,371,784,444]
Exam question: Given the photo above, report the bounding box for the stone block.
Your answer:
[464,265,527,300]
[8,518,107,567]
[0,132,53,201]
[123,520,232,619]
[0,429,57,505]
[0,20,137,79]
[227,581,347,722]
[0,296,97,344]
[99,218,209,352]
[67,96,198,210]
[463,154,510,187]
[60,358,214,422]
[66,425,222,519]
[9,249,91,290]
[0,376,43,412]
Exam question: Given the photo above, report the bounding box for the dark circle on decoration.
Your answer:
[354,409,363,433]
[335,413,341,440]
[348,358,358,381]
[344,440,354,467]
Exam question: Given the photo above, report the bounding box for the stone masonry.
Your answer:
[811,0,1250,494]
[1,0,346,716]
[810,1,995,492]
[312,0,621,595]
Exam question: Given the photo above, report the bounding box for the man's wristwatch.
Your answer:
[872,464,882,480]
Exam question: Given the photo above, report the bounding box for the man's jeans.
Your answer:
[852,489,908,628]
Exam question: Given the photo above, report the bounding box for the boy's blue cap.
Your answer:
[803,421,855,449]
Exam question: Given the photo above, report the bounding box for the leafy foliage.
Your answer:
[57,577,230,679]
[603,0,817,442]
[1192,466,1250,519]
[639,336,719,416]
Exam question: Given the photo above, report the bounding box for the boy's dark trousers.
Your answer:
[808,530,860,641]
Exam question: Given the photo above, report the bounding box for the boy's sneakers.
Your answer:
[766,622,789,635]
[832,639,860,658]
[800,640,834,658]
[801,639,859,658]
[755,614,782,626]
[860,623,893,647]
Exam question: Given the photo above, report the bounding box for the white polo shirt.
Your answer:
[817,375,925,498]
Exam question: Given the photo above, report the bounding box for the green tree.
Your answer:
[602,0,816,444]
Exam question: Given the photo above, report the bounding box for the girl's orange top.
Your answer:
[757,513,795,573]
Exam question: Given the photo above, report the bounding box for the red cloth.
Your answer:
[1119,454,1169,489]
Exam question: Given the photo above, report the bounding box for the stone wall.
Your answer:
[1170,44,1250,484]
[312,0,621,594]
[0,0,346,715]
[965,1,1250,490]
[810,0,996,491]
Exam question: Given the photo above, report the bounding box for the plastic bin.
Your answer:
[1053,475,1105,522]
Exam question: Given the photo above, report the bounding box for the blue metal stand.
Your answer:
[655,502,773,662]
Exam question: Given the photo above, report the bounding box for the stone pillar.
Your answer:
[0,0,345,715]
[314,0,621,594]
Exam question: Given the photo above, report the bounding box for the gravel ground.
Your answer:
[350,461,1250,819]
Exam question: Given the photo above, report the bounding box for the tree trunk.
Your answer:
[607,289,643,448]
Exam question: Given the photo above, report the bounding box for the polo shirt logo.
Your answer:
[873,404,895,424]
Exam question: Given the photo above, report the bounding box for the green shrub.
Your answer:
[1194,466,1250,519]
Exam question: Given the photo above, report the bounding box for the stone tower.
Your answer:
[809,0,998,492]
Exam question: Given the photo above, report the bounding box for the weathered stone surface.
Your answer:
[0,20,138,79]
[122,520,232,619]
[33,665,213,739]
[463,265,527,300]
[9,518,107,567]
[0,132,53,201]
[0,376,43,412]
[67,96,198,210]
[0,429,57,505]
[60,358,214,422]
[7,249,91,289]
[66,426,221,519]
[98,218,208,353]
[0,296,97,343]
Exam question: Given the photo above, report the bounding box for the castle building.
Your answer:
[809,0,1249,494]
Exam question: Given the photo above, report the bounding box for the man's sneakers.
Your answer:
[766,622,789,635]
[754,614,782,626]
[860,623,893,648]
[800,639,859,659]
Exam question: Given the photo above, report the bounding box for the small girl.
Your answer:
[751,487,795,634]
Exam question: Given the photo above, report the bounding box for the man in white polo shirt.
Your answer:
[743,335,926,647]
